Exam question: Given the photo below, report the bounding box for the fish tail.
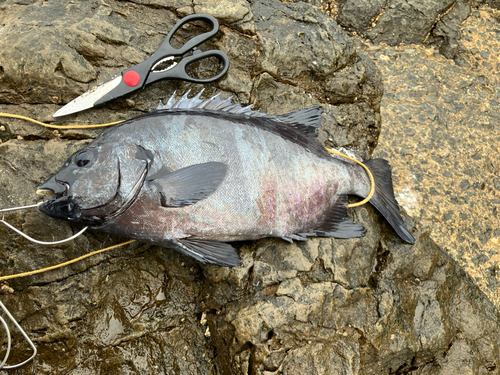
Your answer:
[362,159,415,244]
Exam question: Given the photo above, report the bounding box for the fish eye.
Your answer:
[75,150,94,167]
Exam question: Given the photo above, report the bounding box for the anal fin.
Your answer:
[301,195,366,239]
[174,238,241,267]
[278,234,308,243]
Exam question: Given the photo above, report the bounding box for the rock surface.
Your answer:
[318,0,497,66]
[0,0,498,374]
[361,6,500,310]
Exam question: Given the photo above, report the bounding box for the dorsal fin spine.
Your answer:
[155,91,323,129]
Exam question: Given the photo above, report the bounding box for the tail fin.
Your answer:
[363,159,415,244]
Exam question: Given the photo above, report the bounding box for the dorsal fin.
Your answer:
[156,89,267,118]
[275,107,323,137]
[156,90,323,134]
[152,91,330,159]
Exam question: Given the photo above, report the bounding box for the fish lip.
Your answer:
[36,188,55,197]
[38,195,82,221]
[38,196,102,226]
[37,176,69,198]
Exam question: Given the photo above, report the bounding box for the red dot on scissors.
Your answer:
[123,71,140,87]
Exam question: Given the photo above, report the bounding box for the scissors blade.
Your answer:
[52,75,123,118]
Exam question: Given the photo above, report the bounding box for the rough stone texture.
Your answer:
[204,220,500,374]
[429,0,472,65]
[366,0,457,45]
[363,5,500,310]
[327,0,460,46]
[335,0,387,33]
[486,0,500,9]
[313,0,488,66]
[0,0,499,374]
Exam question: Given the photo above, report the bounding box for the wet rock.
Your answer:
[321,0,489,66]
[0,0,499,374]
[205,223,500,374]
[191,0,256,34]
[431,0,471,61]
[486,0,500,9]
[368,0,456,45]
[364,6,500,311]
[0,0,383,373]
[332,0,459,46]
[336,0,388,35]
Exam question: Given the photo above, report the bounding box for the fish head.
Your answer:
[37,143,122,226]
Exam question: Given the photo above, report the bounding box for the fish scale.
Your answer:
[37,92,414,267]
[120,113,338,236]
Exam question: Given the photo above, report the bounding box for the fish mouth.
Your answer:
[37,177,69,198]
[38,195,82,221]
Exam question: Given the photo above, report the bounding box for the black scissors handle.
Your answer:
[94,14,229,107]
[152,14,221,58]
[147,50,230,84]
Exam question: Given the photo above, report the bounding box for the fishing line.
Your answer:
[325,148,375,208]
[0,204,39,213]
[0,203,134,280]
[0,113,121,129]
[0,220,88,245]
[0,240,135,281]
[0,299,37,369]
[0,313,11,369]
[1,204,89,245]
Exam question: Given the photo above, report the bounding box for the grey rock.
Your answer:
[332,0,480,65]
[184,0,256,34]
[367,2,500,335]
[205,224,500,374]
[0,0,499,374]
[431,0,471,60]
[367,0,456,45]
[336,0,388,36]
[487,0,500,9]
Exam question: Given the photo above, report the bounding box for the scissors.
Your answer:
[53,14,229,118]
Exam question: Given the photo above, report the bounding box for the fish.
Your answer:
[37,91,415,267]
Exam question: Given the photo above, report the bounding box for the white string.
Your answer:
[0,204,39,213]
[0,299,37,369]
[0,202,74,368]
[0,313,11,369]
[0,220,88,245]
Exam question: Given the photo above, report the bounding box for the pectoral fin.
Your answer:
[173,238,240,266]
[149,162,227,208]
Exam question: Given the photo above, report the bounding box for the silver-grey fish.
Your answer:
[37,92,414,266]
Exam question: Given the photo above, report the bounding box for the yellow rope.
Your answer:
[325,148,375,208]
[0,240,135,281]
[0,113,121,129]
